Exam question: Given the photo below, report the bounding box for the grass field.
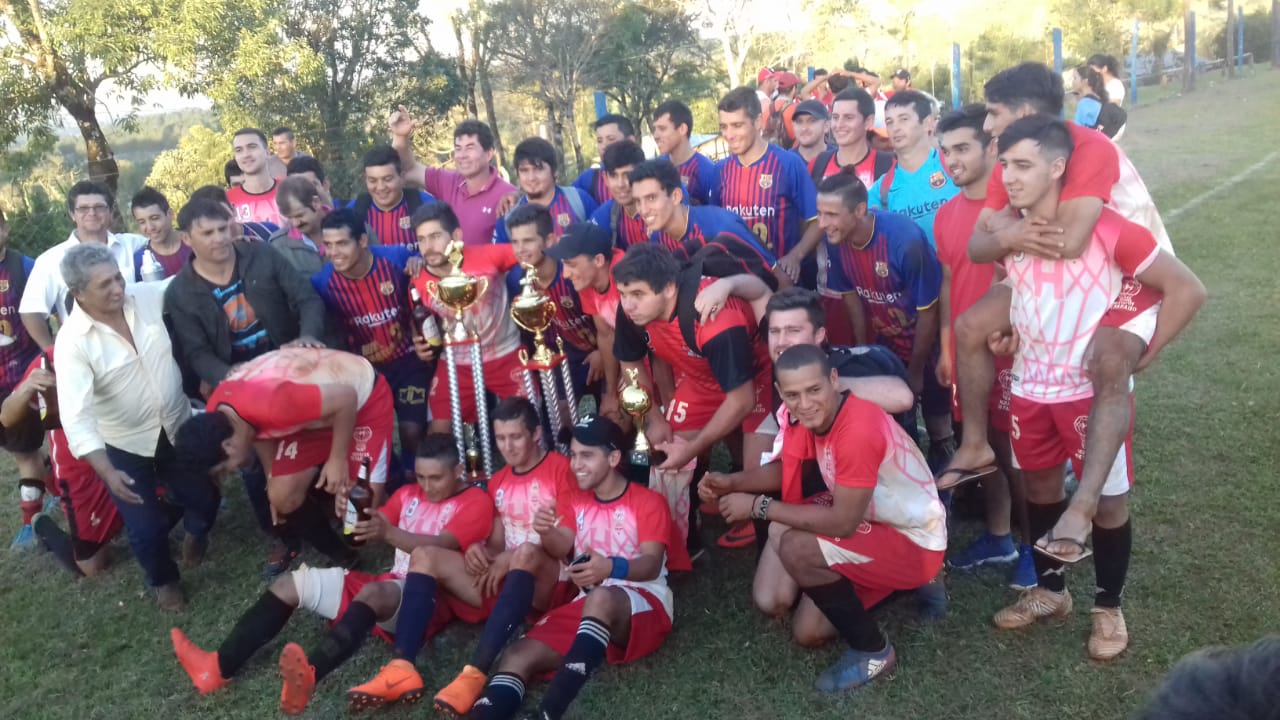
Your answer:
[3,72,1278,720]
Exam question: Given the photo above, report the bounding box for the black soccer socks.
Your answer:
[472,568,536,672]
[539,616,610,719]
[217,591,295,678]
[1092,519,1132,608]
[392,572,438,661]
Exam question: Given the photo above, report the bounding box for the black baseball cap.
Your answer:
[793,99,830,121]
[546,222,612,262]
[893,68,911,80]
[570,415,626,453]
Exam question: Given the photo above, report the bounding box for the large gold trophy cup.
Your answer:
[620,368,665,467]
[424,241,495,479]
[510,266,578,451]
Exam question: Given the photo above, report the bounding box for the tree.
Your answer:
[0,0,266,197]
[144,125,231,210]
[696,0,766,88]
[484,0,609,174]
[203,0,463,193]
[593,1,719,135]
[451,1,507,168]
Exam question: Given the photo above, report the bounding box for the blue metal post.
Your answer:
[1053,28,1064,75]
[593,91,607,120]
[1130,20,1140,106]
[1238,6,1245,69]
[807,66,815,82]
[951,43,961,109]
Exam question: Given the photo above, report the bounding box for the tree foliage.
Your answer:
[144,125,231,210]
[593,0,719,135]
[203,0,463,192]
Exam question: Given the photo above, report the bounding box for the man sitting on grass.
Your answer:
[170,434,494,715]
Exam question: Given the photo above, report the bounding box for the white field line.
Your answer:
[1163,150,1280,224]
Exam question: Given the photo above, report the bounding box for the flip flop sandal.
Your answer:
[934,464,998,491]
[1033,531,1093,564]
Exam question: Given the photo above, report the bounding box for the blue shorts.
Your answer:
[377,353,432,426]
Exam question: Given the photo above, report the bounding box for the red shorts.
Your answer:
[428,350,530,425]
[818,522,945,609]
[269,376,395,485]
[525,587,672,665]
[665,365,777,436]
[1100,277,1161,344]
[951,353,1013,434]
[336,570,486,643]
[57,469,123,559]
[447,578,579,627]
[1008,394,1134,496]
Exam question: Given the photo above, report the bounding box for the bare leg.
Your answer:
[944,284,1013,475]
[1042,327,1143,557]
[753,521,800,617]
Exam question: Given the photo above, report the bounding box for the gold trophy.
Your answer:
[423,241,489,344]
[422,240,495,479]
[620,368,665,466]
[510,265,558,368]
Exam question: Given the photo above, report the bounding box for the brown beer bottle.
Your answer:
[409,287,442,348]
[342,458,374,546]
[37,354,60,430]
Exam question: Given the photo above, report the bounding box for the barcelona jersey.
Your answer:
[664,152,719,206]
[712,144,817,257]
[650,205,777,267]
[590,200,650,249]
[494,187,598,244]
[311,246,416,366]
[505,262,598,354]
[868,147,958,247]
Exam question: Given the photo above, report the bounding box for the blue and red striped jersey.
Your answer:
[589,200,650,249]
[712,143,817,258]
[347,190,436,249]
[505,262,597,354]
[573,167,613,205]
[494,187,598,245]
[311,246,417,366]
[824,209,941,363]
[651,205,777,267]
[662,152,719,206]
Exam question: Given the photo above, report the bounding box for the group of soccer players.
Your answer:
[1,57,1206,716]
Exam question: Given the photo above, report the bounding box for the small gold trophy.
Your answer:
[463,424,482,480]
[620,368,665,466]
[509,265,558,368]
[423,240,489,344]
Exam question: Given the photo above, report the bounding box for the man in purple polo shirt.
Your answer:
[389,107,516,246]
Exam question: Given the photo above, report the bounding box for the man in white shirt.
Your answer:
[55,243,220,611]
[20,181,146,350]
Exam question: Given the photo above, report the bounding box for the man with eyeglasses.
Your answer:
[19,181,147,350]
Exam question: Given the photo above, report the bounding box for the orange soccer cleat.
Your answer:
[346,658,425,711]
[433,664,488,716]
[171,627,227,695]
[278,642,317,715]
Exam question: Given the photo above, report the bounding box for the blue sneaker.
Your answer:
[10,524,36,551]
[947,532,1017,569]
[42,493,60,515]
[915,578,948,624]
[815,644,897,693]
[1009,543,1038,590]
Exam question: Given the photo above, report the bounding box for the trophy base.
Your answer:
[629,449,667,468]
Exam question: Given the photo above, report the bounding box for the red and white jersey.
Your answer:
[805,394,947,552]
[209,348,377,439]
[410,245,520,365]
[1004,209,1159,402]
[577,249,624,331]
[227,183,284,227]
[1111,143,1173,253]
[558,482,675,617]
[380,484,494,578]
[487,451,576,550]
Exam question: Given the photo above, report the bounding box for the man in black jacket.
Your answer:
[165,199,349,577]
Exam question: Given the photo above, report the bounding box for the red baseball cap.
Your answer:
[757,67,777,83]
[776,71,801,90]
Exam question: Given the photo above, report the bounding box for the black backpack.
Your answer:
[673,234,779,354]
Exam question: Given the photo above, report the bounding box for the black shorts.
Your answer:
[378,353,432,426]
[0,393,44,454]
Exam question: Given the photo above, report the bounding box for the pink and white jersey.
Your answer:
[1110,143,1174,253]
[559,482,675,617]
[410,245,520,365]
[1005,209,1159,402]
[381,484,494,578]
[226,183,284,227]
[806,395,947,551]
[488,451,576,550]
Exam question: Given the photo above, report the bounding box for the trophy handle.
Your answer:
[476,276,489,300]
[423,280,439,300]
